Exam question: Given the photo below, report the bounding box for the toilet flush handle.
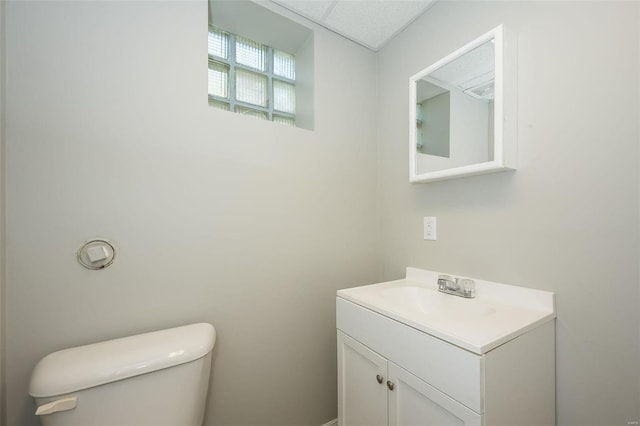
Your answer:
[35,396,77,416]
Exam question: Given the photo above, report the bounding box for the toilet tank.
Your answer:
[29,323,216,426]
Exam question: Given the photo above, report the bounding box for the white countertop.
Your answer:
[337,267,555,354]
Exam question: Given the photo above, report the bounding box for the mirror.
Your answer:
[409,25,516,183]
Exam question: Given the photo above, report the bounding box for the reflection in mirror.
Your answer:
[409,25,516,183]
[416,81,449,157]
[415,40,495,174]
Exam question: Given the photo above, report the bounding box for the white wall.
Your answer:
[377,1,640,425]
[0,0,5,423]
[5,1,640,426]
[4,1,378,425]
[637,2,640,414]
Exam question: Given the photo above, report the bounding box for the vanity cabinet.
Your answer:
[336,294,556,426]
[338,331,480,426]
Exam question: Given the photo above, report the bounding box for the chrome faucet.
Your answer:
[437,275,476,298]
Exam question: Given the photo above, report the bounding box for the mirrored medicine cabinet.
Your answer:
[409,25,517,183]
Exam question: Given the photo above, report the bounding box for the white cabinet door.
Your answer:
[388,362,482,426]
[338,331,388,426]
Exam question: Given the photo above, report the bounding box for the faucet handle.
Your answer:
[459,278,475,298]
[437,275,453,290]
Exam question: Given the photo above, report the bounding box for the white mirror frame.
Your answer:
[409,25,517,183]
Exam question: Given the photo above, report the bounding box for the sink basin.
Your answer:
[337,267,556,354]
[380,285,497,321]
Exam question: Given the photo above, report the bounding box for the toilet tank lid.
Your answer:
[29,323,216,398]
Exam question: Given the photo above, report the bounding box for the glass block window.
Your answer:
[273,115,296,127]
[273,50,295,80]
[209,98,230,111]
[273,80,295,114]
[235,106,268,120]
[208,27,229,59]
[236,37,267,72]
[235,69,267,107]
[207,26,296,126]
[207,60,229,99]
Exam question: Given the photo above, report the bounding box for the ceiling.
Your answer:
[270,0,437,51]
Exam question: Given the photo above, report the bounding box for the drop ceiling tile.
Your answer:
[268,0,436,51]
[323,0,434,50]
[272,0,337,20]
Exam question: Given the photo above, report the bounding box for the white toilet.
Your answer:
[29,323,216,426]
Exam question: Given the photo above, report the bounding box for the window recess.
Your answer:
[208,26,297,127]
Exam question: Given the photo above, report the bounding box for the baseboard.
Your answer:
[320,420,337,426]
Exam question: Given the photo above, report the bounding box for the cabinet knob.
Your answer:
[376,374,383,384]
[387,380,395,391]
